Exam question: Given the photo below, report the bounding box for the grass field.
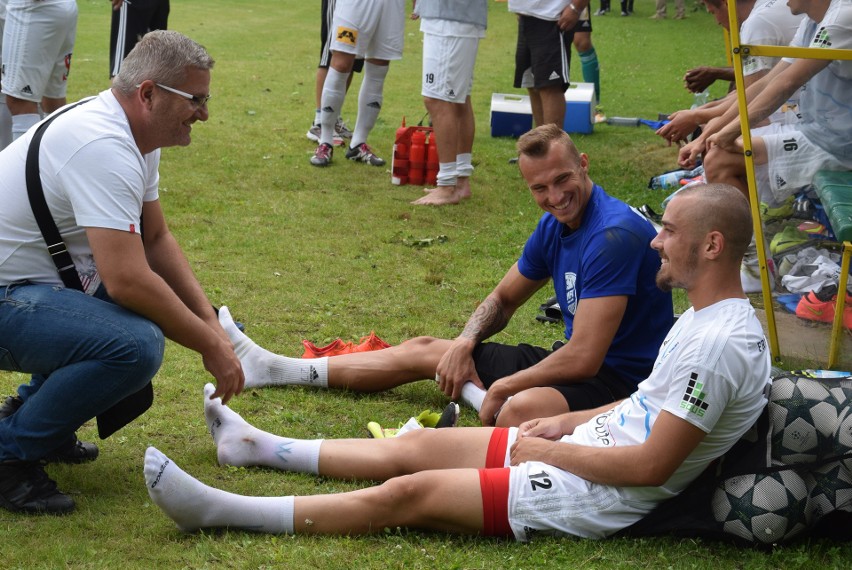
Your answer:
[2,0,850,568]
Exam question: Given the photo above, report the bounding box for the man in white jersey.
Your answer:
[410,0,487,206]
[1,0,77,141]
[657,0,804,145]
[144,183,772,541]
[310,0,405,168]
[0,31,244,516]
[681,0,852,204]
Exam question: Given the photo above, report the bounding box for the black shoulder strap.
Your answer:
[25,100,90,291]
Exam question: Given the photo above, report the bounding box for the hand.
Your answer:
[683,67,718,93]
[518,416,565,440]
[706,125,743,154]
[656,110,697,146]
[478,385,510,426]
[111,0,124,10]
[678,139,703,168]
[509,436,563,466]
[557,6,580,31]
[202,339,245,405]
[435,339,484,400]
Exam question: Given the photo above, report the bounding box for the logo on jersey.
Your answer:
[336,26,358,46]
[591,409,615,446]
[812,27,832,49]
[563,272,578,315]
[680,372,709,417]
[775,174,787,189]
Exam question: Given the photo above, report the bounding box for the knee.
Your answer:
[119,318,165,381]
[398,335,441,351]
[496,388,567,427]
[372,473,431,524]
[703,146,742,182]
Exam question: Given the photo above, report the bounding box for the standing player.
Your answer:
[1,0,77,141]
[109,0,170,78]
[307,0,363,147]
[0,0,12,150]
[410,0,487,206]
[310,0,405,168]
[508,0,590,128]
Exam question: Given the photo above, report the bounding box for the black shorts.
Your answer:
[513,15,572,91]
[471,342,637,412]
[572,8,593,34]
[320,0,364,72]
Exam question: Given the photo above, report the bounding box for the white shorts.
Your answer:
[331,0,404,61]
[495,427,655,541]
[1,0,77,102]
[756,124,848,203]
[421,32,480,103]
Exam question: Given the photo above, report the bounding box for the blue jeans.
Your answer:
[0,283,164,461]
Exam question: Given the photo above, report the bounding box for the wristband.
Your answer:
[568,2,579,13]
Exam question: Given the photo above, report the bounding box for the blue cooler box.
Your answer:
[490,93,533,138]
[490,83,596,137]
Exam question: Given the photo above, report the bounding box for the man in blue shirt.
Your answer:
[220,124,673,427]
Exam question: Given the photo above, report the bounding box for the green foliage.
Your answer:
[1,1,847,568]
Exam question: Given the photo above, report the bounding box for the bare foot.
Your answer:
[455,177,472,200]
[412,185,464,205]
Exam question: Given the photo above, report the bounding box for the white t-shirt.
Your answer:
[741,0,804,77]
[508,0,569,21]
[0,89,160,293]
[787,0,852,165]
[566,298,772,503]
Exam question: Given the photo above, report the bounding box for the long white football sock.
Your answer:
[144,447,295,533]
[350,62,388,147]
[218,306,329,388]
[203,383,322,472]
[460,382,486,411]
[11,113,40,141]
[319,68,347,146]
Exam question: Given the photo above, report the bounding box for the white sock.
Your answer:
[0,96,12,150]
[460,382,486,411]
[351,62,388,147]
[203,383,322,472]
[436,161,458,187]
[218,306,329,388]
[457,153,474,178]
[313,108,321,126]
[11,113,40,141]
[144,446,295,534]
[320,68,347,146]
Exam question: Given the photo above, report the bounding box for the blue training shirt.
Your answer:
[517,184,674,385]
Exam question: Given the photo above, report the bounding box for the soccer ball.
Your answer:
[769,375,852,465]
[712,470,810,544]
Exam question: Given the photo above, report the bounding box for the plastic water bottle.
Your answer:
[648,166,704,190]
[691,90,709,109]
[409,129,426,186]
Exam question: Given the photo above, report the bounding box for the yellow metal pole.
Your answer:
[726,1,781,360]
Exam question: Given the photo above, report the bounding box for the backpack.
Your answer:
[617,373,852,546]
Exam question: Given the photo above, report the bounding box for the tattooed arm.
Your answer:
[435,263,548,401]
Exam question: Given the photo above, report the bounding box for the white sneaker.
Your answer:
[306,123,344,146]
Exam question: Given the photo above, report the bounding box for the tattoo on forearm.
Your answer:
[460,297,508,342]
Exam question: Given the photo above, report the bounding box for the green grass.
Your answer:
[2,0,850,568]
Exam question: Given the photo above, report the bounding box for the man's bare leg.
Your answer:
[414,97,465,206]
[144,446,487,535]
[218,307,451,391]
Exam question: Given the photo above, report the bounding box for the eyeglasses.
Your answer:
[147,83,212,109]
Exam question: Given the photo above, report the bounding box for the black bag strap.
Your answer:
[25,100,90,291]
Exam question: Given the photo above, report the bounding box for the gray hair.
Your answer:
[112,30,214,95]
